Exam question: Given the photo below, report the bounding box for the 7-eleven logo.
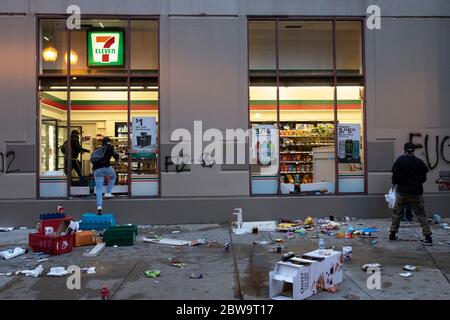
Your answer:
[91,32,121,64]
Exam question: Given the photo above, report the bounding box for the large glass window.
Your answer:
[248,19,365,196]
[38,18,159,199]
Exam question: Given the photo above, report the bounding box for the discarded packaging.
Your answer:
[81,267,96,274]
[172,262,186,269]
[253,240,270,245]
[342,246,352,261]
[294,228,306,236]
[304,217,315,226]
[47,267,68,277]
[143,237,190,246]
[403,265,418,271]
[190,273,203,279]
[440,223,450,229]
[21,265,44,278]
[399,272,412,277]
[432,214,441,224]
[0,227,14,232]
[362,263,382,272]
[145,270,161,278]
[371,240,378,245]
[190,239,208,246]
[0,247,27,260]
[83,243,106,257]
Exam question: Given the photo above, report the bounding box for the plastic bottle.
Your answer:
[318,238,325,254]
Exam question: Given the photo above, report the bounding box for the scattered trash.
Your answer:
[145,270,161,278]
[274,238,284,244]
[113,245,118,248]
[432,213,441,224]
[399,272,412,277]
[171,230,180,234]
[362,263,382,272]
[223,242,231,251]
[294,228,306,236]
[171,262,186,269]
[38,258,50,263]
[0,227,14,232]
[253,240,270,245]
[0,247,27,260]
[440,223,450,229]
[47,267,68,277]
[323,285,338,293]
[403,265,418,272]
[21,265,44,278]
[143,237,190,246]
[285,232,295,239]
[281,252,295,262]
[342,246,352,261]
[0,272,13,277]
[190,239,208,246]
[81,267,96,274]
[83,243,106,257]
[101,286,110,300]
[19,227,27,230]
[371,240,378,246]
[304,217,315,226]
[190,273,203,279]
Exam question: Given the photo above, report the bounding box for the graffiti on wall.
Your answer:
[409,133,450,191]
[0,151,20,174]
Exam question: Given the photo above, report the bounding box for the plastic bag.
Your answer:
[385,186,397,209]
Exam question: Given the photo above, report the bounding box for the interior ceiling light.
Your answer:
[43,36,50,41]
[42,46,58,62]
[99,22,104,28]
[64,50,78,65]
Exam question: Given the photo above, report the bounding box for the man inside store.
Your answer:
[389,142,432,245]
[62,130,90,178]
[92,137,120,215]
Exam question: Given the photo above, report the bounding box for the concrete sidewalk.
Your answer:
[0,218,449,300]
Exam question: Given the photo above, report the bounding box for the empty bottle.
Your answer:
[318,238,325,254]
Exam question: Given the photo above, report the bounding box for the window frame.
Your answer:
[36,15,161,200]
[247,16,367,196]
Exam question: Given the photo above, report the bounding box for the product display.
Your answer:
[280,122,334,193]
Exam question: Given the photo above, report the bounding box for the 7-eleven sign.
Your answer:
[88,31,124,66]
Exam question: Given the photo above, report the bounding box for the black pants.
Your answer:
[64,159,82,177]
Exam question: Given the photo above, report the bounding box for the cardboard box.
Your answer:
[269,249,343,300]
[74,231,97,247]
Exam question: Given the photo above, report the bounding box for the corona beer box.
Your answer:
[269,249,343,300]
[74,230,97,247]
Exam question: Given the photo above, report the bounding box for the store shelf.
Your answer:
[280,151,313,154]
[280,161,313,164]
[280,171,313,174]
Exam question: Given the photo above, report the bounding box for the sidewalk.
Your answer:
[0,218,449,300]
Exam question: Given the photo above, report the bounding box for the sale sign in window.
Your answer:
[87,31,124,67]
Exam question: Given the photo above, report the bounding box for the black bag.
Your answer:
[60,141,68,155]
[90,146,107,166]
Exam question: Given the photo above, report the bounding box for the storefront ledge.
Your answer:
[0,194,449,226]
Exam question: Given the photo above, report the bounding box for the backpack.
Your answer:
[90,145,107,166]
[61,141,68,155]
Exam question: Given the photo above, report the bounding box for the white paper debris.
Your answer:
[81,267,96,274]
[21,265,44,278]
[403,265,418,271]
[47,267,68,277]
[0,247,27,260]
[399,272,412,277]
[0,227,14,232]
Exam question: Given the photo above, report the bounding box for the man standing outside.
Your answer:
[389,142,432,245]
[92,137,119,215]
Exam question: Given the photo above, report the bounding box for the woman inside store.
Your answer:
[91,137,120,215]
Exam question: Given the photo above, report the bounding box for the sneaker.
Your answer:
[420,236,432,246]
[97,207,103,215]
[389,233,399,241]
[104,193,114,199]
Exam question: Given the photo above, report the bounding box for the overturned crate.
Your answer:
[79,213,116,231]
[104,225,137,247]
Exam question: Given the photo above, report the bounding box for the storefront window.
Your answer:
[39,20,67,75]
[248,18,365,196]
[131,20,159,74]
[38,18,159,199]
[130,79,159,196]
[279,21,333,75]
[38,78,68,197]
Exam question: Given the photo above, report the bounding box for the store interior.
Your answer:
[249,20,365,195]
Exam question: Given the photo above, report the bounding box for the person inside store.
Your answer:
[62,130,90,178]
[389,142,432,245]
[92,136,119,215]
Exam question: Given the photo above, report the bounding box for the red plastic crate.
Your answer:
[38,216,73,234]
[29,233,74,255]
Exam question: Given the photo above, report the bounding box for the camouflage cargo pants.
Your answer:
[390,193,432,236]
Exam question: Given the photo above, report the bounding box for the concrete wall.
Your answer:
[0,0,449,222]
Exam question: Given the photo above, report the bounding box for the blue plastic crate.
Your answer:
[79,213,117,231]
[40,213,66,220]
